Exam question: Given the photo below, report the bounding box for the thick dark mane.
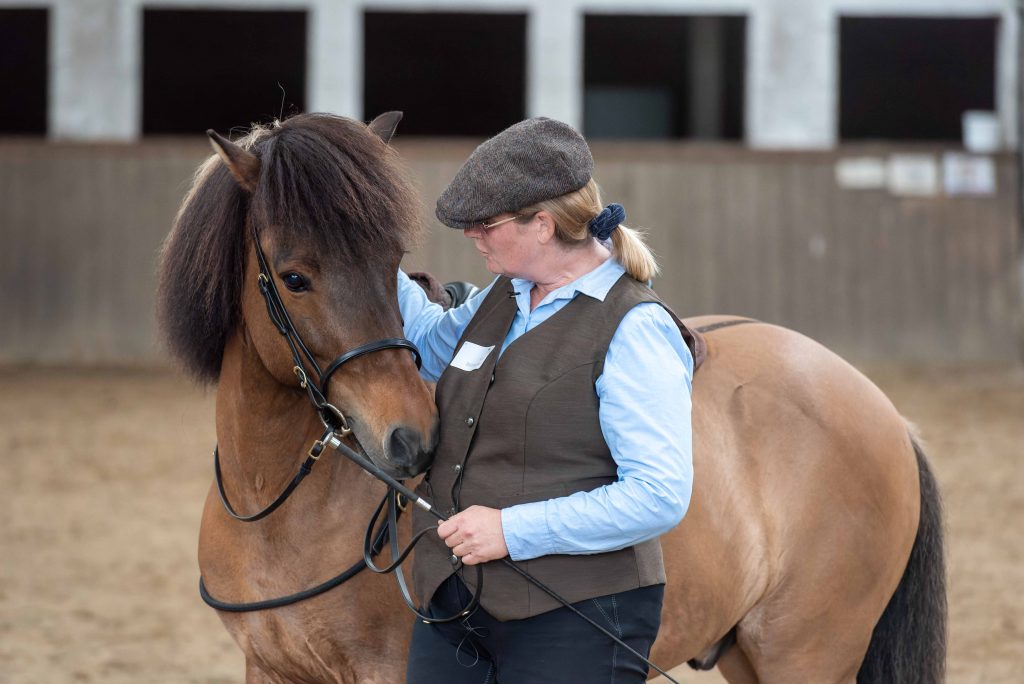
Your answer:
[156,113,422,383]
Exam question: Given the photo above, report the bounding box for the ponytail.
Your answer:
[609,224,659,283]
[518,179,660,283]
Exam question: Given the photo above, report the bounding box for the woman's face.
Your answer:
[463,213,539,279]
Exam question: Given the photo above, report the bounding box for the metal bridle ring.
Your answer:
[319,402,352,435]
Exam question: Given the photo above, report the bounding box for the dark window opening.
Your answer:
[584,14,746,140]
[0,9,48,135]
[363,12,526,136]
[839,17,998,141]
[143,9,306,135]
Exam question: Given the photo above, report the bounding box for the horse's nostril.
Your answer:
[387,426,422,469]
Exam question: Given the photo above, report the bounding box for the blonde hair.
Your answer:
[517,179,659,283]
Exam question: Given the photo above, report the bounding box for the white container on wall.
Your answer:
[962,111,1001,153]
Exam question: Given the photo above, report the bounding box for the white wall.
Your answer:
[2,0,1016,148]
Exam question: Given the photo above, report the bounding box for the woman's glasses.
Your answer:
[478,215,521,232]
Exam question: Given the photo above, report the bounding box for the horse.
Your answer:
[156,112,945,683]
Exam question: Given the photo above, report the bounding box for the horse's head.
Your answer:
[158,112,437,479]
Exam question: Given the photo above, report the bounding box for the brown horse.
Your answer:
[157,112,945,683]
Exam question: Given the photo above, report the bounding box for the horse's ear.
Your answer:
[368,111,403,145]
[206,129,261,193]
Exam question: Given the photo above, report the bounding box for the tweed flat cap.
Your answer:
[436,117,594,229]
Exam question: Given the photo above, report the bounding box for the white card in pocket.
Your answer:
[450,342,495,372]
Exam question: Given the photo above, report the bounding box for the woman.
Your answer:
[397,117,695,683]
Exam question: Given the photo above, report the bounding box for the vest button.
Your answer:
[465,416,475,427]
[447,507,457,516]
[454,464,462,473]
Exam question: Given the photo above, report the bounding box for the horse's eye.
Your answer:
[282,272,308,292]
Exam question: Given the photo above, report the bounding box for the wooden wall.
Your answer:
[0,139,1020,364]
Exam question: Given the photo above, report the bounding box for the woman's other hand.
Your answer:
[437,506,509,565]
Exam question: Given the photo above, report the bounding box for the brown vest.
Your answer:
[412,273,698,621]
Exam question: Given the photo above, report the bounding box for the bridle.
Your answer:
[208,223,421,523]
[199,221,697,682]
[250,222,422,438]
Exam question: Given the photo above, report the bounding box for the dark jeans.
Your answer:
[406,574,665,684]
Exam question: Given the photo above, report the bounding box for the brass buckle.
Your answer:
[293,366,308,388]
[308,440,325,461]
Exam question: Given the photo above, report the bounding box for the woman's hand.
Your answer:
[437,506,509,565]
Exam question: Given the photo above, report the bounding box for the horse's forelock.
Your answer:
[251,114,422,264]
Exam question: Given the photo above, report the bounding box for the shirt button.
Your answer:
[465,416,475,427]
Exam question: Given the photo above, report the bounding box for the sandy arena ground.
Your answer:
[1,364,1022,683]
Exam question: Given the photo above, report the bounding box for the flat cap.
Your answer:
[436,117,594,229]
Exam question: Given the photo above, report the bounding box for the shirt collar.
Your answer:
[510,257,625,311]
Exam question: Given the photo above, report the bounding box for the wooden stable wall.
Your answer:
[0,138,1020,365]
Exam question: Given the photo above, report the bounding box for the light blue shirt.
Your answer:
[398,259,693,562]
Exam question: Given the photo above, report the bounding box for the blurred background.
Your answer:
[1,0,1022,682]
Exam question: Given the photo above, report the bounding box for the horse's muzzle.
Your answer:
[385,425,437,477]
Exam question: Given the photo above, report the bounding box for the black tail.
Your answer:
[857,436,947,683]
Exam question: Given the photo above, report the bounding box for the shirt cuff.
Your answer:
[500,501,554,561]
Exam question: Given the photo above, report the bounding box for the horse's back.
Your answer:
[654,317,921,679]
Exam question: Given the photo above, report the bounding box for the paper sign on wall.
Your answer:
[887,155,939,197]
[943,153,996,196]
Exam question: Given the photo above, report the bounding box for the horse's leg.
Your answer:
[733,598,865,684]
[245,659,276,684]
[729,428,920,684]
[715,644,759,684]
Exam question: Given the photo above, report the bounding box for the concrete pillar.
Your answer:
[747,0,835,148]
[309,0,361,119]
[998,3,1019,150]
[51,0,138,140]
[528,1,581,127]
[689,15,724,140]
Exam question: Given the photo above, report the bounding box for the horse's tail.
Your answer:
[857,435,947,684]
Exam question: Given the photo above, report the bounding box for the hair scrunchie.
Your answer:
[588,203,626,241]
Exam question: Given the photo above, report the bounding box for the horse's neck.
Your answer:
[208,331,407,680]
[214,330,326,510]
